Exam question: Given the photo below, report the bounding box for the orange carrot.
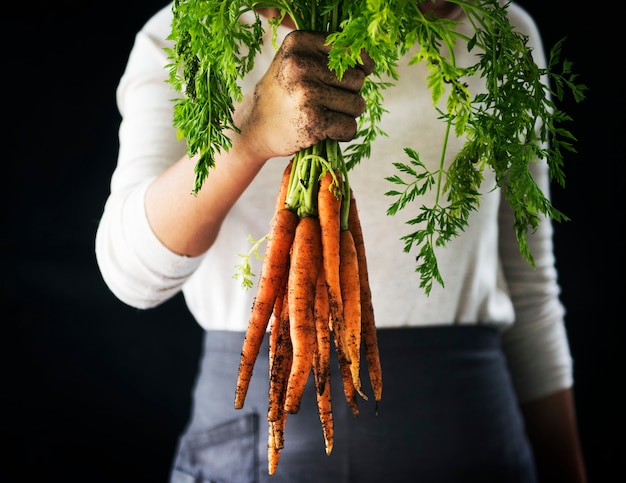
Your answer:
[268,283,291,474]
[268,421,279,474]
[313,266,331,397]
[334,330,359,416]
[268,312,279,380]
[318,170,348,363]
[284,216,322,414]
[235,206,299,410]
[313,266,333,454]
[339,227,366,400]
[268,410,288,475]
[314,363,334,455]
[275,159,294,212]
[348,189,382,406]
[268,286,292,423]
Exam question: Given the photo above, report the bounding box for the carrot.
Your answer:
[318,170,348,364]
[275,159,294,212]
[268,421,279,474]
[313,266,333,454]
[268,286,292,423]
[235,205,299,409]
[267,283,292,474]
[284,216,322,414]
[313,266,331,397]
[339,227,367,400]
[268,410,288,475]
[348,189,383,406]
[314,363,334,455]
[268,312,279,382]
[333,329,359,416]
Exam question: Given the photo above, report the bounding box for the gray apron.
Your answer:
[170,326,537,483]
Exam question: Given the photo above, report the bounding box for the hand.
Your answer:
[232,30,374,162]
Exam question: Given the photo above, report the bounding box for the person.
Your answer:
[95,1,587,481]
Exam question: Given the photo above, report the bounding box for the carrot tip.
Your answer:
[348,401,359,417]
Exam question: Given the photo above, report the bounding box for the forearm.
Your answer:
[521,388,587,482]
[145,134,267,257]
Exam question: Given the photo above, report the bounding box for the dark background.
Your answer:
[3,1,620,482]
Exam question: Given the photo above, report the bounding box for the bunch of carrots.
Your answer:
[233,140,383,474]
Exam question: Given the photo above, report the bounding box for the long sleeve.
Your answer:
[95,5,202,309]
[497,2,573,402]
[498,159,573,403]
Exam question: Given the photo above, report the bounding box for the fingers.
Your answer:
[356,51,375,77]
[232,30,375,162]
[278,31,372,142]
[294,93,360,143]
[281,30,373,93]
[287,30,375,76]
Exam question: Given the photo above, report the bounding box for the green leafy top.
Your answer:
[166,0,587,294]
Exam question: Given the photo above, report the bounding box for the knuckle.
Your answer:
[337,118,358,142]
[353,95,366,117]
[359,51,375,75]
[325,112,357,142]
[341,67,365,91]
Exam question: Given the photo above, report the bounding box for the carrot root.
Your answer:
[284,216,322,414]
[318,170,348,359]
[313,266,333,454]
[235,207,299,410]
[348,189,382,406]
[339,228,367,400]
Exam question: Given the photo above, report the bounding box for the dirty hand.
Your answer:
[232,30,375,163]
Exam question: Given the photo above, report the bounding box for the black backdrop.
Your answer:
[3,1,620,482]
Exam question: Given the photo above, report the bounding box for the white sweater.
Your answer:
[95,2,573,403]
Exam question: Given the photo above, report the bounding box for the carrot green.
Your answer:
[166,0,586,294]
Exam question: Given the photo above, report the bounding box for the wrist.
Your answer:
[226,127,271,168]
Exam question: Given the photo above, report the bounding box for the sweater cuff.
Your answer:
[97,179,205,309]
[502,320,574,403]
